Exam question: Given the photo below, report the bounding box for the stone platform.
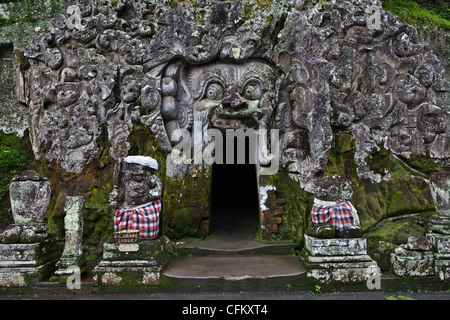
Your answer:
[93,237,171,287]
[304,235,379,283]
[0,237,61,287]
[163,255,304,280]
[427,233,450,280]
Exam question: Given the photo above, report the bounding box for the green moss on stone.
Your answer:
[399,154,441,175]
[0,131,33,228]
[83,185,114,252]
[364,211,434,270]
[325,135,435,231]
[163,166,212,240]
[382,0,450,29]
[261,169,314,245]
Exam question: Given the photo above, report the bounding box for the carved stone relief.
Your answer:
[16,0,448,185]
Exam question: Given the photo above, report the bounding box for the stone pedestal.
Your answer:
[390,236,434,277]
[93,237,171,287]
[427,233,450,280]
[426,171,450,280]
[55,196,85,278]
[304,234,379,283]
[0,224,61,287]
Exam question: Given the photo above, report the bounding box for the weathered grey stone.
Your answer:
[1,226,21,244]
[427,233,450,254]
[429,215,450,225]
[93,238,170,287]
[110,157,162,209]
[429,224,450,235]
[1,223,49,244]
[404,236,432,251]
[390,247,435,277]
[15,0,448,180]
[9,171,51,224]
[19,228,48,244]
[304,234,367,256]
[0,237,61,287]
[0,55,29,136]
[56,196,85,273]
[430,172,450,217]
[0,238,60,264]
[435,259,450,281]
[306,265,379,284]
[312,176,353,201]
[304,234,379,283]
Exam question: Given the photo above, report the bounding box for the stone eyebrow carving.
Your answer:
[188,67,227,101]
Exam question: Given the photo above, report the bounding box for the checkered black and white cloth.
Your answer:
[311,198,360,231]
[114,199,161,240]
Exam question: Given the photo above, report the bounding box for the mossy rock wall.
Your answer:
[260,172,314,246]
[325,131,437,270]
[162,166,212,240]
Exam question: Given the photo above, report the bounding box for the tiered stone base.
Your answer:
[427,233,450,280]
[93,238,171,287]
[304,235,379,283]
[0,237,61,287]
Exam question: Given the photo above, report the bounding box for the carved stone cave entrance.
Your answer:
[210,135,260,238]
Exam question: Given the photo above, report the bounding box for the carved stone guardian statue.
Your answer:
[110,156,162,240]
[307,175,362,239]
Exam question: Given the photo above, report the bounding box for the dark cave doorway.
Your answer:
[211,134,260,237]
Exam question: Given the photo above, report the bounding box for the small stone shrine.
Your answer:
[93,156,169,287]
[426,170,450,280]
[304,176,379,283]
[0,171,61,287]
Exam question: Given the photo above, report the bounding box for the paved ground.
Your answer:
[163,255,304,279]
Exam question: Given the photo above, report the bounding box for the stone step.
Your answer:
[178,233,297,257]
[163,230,303,283]
[162,255,305,280]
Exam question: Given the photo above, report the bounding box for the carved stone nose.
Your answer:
[222,93,248,111]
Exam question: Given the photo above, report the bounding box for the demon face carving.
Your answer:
[160,60,279,145]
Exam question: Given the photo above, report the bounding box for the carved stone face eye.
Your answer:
[205,83,224,100]
[242,82,262,100]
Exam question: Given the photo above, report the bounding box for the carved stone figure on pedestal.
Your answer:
[110,156,162,240]
[306,176,362,239]
[94,156,167,287]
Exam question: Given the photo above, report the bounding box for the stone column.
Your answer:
[55,196,85,278]
[426,171,450,280]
